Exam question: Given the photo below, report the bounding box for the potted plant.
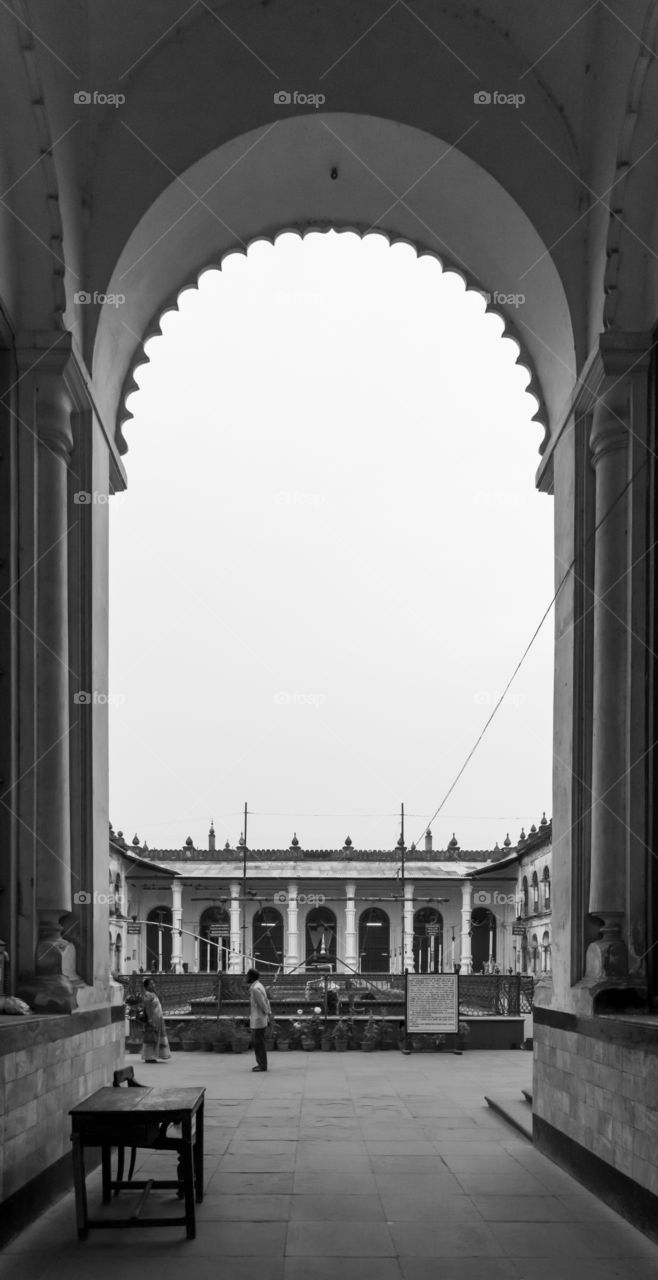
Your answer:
[276,1019,292,1051]
[320,1024,334,1051]
[180,1021,200,1051]
[456,1021,470,1052]
[333,1018,349,1051]
[301,1008,322,1050]
[289,1019,303,1050]
[230,1018,251,1054]
[362,1015,382,1051]
[206,1022,231,1053]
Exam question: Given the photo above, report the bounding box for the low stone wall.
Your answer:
[534,1008,658,1229]
[0,1007,124,1211]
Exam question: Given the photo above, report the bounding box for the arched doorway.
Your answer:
[199,906,230,972]
[252,908,284,973]
[359,908,390,973]
[146,906,172,972]
[470,907,497,973]
[305,907,337,971]
[413,907,444,973]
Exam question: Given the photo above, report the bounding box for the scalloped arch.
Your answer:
[91,114,575,464]
[118,225,548,457]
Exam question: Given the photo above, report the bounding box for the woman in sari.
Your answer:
[141,978,171,1062]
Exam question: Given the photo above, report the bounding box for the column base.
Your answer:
[18,910,87,1012]
[585,913,628,978]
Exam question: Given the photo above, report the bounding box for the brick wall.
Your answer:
[0,1011,124,1204]
[534,1018,658,1197]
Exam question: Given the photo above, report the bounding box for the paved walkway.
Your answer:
[5,1049,658,1280]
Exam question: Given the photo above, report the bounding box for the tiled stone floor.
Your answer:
[4,1048,658,1280]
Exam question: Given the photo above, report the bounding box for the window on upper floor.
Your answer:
[531,871,539,914]
[521,876,529,916]
[542,866,551,910]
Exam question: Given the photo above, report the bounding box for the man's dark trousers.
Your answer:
[253,1026,268,1070]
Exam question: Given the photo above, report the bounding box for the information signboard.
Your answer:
[512,925,526,936]
[208,925,230,937]
[406,973,458,1034]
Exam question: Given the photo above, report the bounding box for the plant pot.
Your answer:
[362,1038,376,1052]
[277,1039,291,1051]
[321,1036,333,1052]
[301,1036,316,1051]
[334,1037,348,1052]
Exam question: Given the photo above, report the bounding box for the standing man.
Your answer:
[246,968,271,1072]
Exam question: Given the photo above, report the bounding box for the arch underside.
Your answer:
[91,114,575,461]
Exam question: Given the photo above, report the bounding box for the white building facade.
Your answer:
[111,822,551,979]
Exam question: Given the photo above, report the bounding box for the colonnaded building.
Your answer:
[2,0,658,1243]
[108,820,553,979]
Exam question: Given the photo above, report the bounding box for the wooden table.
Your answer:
[70,1085,205,1240]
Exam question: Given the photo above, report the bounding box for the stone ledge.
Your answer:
[534,1005,658,1051]
[0,1004,124,1055]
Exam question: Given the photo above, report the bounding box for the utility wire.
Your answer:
[412,454,649,849]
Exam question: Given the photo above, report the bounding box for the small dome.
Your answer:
[344,835,353,848]
[518,827,526,843]
[290,833,300,849]
[448,833,459,850]
[224,840,231,851]
[185,836,194,848]
[539,812,548,827]
[503,833,512,847]
[132,834,140,846]
[530,823,537,834]
[396,834,405,850]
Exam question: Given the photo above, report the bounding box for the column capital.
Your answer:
[36,369,74,460]
[590,386,630,465]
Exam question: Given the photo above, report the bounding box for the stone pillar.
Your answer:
[19,373,83,1012]
[285,882,299,973]
[586,393,630,978]
[229,882,241,972]
[344,882,357,971]
[170,880,183,972]
[403,883,415,972]
[460,881,473,973]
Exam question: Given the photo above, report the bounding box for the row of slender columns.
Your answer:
[586,388,631,979]
[19,369,84,1011]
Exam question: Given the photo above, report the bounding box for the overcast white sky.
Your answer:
[109,230,554,856]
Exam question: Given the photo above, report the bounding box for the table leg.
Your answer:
[71,1135,88,1241]
[194,1101,204,1203]
[181,1115,196,1238]
[101,1145,112,1202]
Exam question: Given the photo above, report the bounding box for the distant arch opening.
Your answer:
[413,907,444,973]
[359,907,390,973]
[199,906,230,972]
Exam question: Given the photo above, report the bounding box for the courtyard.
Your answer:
[4,1050,657,1280]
